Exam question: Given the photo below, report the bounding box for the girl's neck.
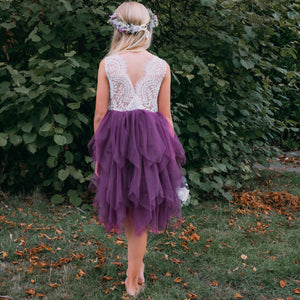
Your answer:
[120,48,146,53]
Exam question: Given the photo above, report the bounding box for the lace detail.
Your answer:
[105,54,166,112]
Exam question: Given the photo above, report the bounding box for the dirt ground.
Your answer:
[254,151,300,173]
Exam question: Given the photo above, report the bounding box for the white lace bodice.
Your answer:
[105,53,166,112]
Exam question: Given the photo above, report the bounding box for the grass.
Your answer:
[249,170,300,197]
[0,171,299,300]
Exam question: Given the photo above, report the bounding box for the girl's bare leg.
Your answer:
[124,217,147,296]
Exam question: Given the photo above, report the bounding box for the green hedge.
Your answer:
[0,0,299,204]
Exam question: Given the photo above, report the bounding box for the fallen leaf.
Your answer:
[241,254,247,260]
[190,233,200,242]
[165,272,171,277]
[294,288,300,294]
[26,288,36,295]
[102,275,113,281]
[77,268,86,278]
[171,258,181,264]
[36,293,46,297]
[49,283,61,288]
[210,280,218,286]
[150,273,158,283]
[174,277,182,283]
[111,262,123,267]
[235,292,243,298]
[188,293,197,299]
[279,280,286,288]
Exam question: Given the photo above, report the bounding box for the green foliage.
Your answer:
[148,0,299,200]
[0,0,299,203]
[0,0,112,199]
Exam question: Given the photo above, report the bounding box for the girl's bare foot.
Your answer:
[125,278,142,297]
[126,263,145,286]
[137,263,145,285]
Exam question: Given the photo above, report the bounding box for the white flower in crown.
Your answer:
[108,9,158,34]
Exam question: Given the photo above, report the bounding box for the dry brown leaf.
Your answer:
[165,272,171,277]
[171,258,181,264]
[26,288,36,295]
[77,268,86,278]
[279,280,286,288]
[235,292,243,298]
[188,292,197,298]
[210,280,218,286]
[190,233,200,242]
[174,277,182,283]
[241,254,247,260]
[294,288,300,294]
[49,283,61,288]
[1,251,8,258]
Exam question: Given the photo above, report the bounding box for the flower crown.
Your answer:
[108,9,158,34]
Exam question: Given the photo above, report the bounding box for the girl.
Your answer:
[88,1,185,297]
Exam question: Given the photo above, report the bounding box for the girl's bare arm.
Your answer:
[93,59,110,133]
[158,63,174,132]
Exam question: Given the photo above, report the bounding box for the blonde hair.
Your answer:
[108,2,152,56]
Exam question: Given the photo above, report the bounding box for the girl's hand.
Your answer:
[95,164,99,177]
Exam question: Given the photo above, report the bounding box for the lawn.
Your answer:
[0,170,299,300]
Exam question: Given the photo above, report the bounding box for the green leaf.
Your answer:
[187,123,200,133]
[54,134,67,146]
[54,114,68,126]
[0,81,10,94]
[27,143,37,154]
[201,0,216,7]
[65,151,74,163]
[31,34,41,42]
[188,138,198,148]
[40,122,52,132]
[67,102,81,110]
[14,87,30,94]
[70,196,82,207]
[40,106,49,121]
[58,169,69,181]
[21,122,33,133]
[68,166,85,182]
[240,59,254,70]
[38,45,51,54]
[199,181,213,192]
[63,133,73,144]
[0,133,8,147]
[50,194,64,204]
[0,22,16,30]
[47,157,57,168]
[9,135,22,146]
[189,171,200,185]
[217,79,227,87]
[85,156,92,163]
[223,143,231,152]
[77,113,89,125]
[202,167,214,174]
[47,145,60,156]
[39,22,51,35]
[67,189,82,206]
[64,50,76,57]
[60,0,73,11]
[23,133,37,144]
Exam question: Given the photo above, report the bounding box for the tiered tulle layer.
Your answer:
[88,109,185,235]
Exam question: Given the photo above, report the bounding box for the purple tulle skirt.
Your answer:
[87,109,185,235]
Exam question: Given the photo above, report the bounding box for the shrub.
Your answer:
[0,0,298,204]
